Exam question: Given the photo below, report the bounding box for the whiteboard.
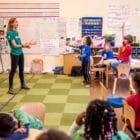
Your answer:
[15,18,60,55]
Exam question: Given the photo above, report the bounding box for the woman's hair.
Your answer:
[84,36,93,46]
[132,73,140,93]
[84,99,118,140]
[124,34,133,44]
[36,129,72,140]
[0,113,16,137]
[7,17,17,32]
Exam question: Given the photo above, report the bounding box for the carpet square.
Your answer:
[60,113,77,126]
[44,103,65,113]
[26,89,49,95]
[67,95,88,103]
[55,79,72,83]
[51,83,71,89]
[48,89,69,95]
[64,103,87,113]
[69,89,89,96]
[45,113,62,126]
[70,83,85,89]
[37,78,56,83]
[33,83,52,89]
[21,95,45,102]
[44,95,67,103]
[1,102,17,112]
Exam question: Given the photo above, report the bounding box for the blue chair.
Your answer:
[100,82,124,108]
[107,97,124,108]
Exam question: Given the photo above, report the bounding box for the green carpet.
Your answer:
[0,74,89,132]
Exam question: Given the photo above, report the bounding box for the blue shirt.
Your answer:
[2,124,29,140]
[100,50,114,60]
[79,45,91,61]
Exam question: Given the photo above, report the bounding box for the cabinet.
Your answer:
[132,47,140,59]
[63,54,81,75]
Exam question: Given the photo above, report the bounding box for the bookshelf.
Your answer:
[132,47,140,59]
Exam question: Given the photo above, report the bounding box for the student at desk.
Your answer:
[95,41,114,79]
[110,34,133,70]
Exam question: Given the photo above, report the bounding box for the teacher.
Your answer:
[6,17,35,95]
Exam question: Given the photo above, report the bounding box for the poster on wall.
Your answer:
[39,18,59,56]
[108,4,131,46]
[82,17,103,38]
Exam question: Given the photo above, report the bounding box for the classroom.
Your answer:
[0,0,140,139]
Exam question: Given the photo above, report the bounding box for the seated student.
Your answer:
[110,34,133,70]
[0,109,44,140]
[125,73,140,136]
[0,113,29,140]
[95,41,114,79]
[68,99,131,140]
[36,129,72,140]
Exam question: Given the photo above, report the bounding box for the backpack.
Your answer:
[71,66,82,76]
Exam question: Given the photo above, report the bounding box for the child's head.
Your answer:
[123,34,133,45]
[132,73,140,93]
[0,113,17,137]
[104,41,111,52]
[36,129,72,140]
[83,36,92,46]
[84,99,118,140]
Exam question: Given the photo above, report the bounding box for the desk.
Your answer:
[63,54,81,75]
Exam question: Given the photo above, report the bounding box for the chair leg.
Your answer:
[122,123,127,132]
[112,77,117,95]
[129,77,135,94]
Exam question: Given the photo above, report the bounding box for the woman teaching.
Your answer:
[6,17,36,95]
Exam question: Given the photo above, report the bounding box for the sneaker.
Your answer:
[85,84,91,88]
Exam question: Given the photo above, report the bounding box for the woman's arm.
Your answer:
[11,40,30,48]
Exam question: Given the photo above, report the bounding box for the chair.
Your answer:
[20,102,46,124]
[122,100,140,138]
[90,55,106,82]
[112,64,131,95]
[100,82,124,108]
[100,81,107,100]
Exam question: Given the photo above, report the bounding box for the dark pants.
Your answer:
[82,60,90,84]
[9,53,24,89]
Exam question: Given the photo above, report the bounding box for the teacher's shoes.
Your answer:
[8,88,15,95]
[21,84,30,89]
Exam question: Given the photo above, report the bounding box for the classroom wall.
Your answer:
[1,0,140,72]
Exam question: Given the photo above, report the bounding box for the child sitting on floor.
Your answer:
[0,109,44,140]
[68,99,131,140]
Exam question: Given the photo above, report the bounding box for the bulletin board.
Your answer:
[82,17,103,38]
